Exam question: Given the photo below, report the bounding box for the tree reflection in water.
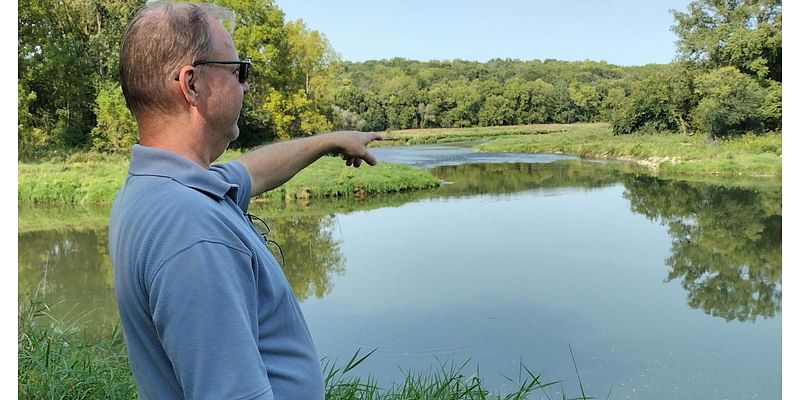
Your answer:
[255,213,346,301]
[18,211,348,327]
[18,161,782,330]
[18,228,118,336]
[623,175,782,322]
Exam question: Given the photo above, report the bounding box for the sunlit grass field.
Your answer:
[18,150,439,205]
[382,122,781,177]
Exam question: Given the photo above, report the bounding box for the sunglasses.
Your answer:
[175,59,252,84]
[245,213,285,267]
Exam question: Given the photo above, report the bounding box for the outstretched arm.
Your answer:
[237,131,382,197]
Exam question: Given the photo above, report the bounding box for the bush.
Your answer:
[690,67,766,138]
[760,80,782,131]
[90,80,139,153]
[611,64,694,135]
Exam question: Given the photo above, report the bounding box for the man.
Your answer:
[108,2,380,399]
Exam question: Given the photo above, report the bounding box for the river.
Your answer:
[18,144,782,399]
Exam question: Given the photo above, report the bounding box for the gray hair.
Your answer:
[119,1,235,118]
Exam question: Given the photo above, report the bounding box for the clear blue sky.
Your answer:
[275,0,695,66]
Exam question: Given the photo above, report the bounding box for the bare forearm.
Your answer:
[237,134,334,196]
[237,131,381,197]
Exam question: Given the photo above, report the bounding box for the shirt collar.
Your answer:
[128,144,237,200]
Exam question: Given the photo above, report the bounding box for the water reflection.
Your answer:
[18,228,118,335]
[18,159,782,330]
[623,175,782,322]
[430,160,635,196]
[17,212,349,322]
[251,212,346,301]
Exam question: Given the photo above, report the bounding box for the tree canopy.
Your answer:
[18,0,782,158]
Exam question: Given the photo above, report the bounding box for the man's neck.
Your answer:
[137,115,223,169]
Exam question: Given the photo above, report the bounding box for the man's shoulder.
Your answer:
[109,175,252,275]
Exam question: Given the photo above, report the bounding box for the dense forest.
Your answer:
[18,0,781,158]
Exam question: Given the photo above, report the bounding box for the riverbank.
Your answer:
[18,151,439,205]
[18,123,781,205]
[384,123,781,177]
[18,295,571,399]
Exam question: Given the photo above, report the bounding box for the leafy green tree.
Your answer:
[332,105,367,131]
[361,92,389,131]
[548,81,578,124]
[690,66,766,137]
[760,80,782,131]
[285,20,337,98]
[417,103,437,128]
[332,58,640,130]
[18,81,47,157]
[332,81,367,114]
[439,81,481,128]
[478,95,514,127]
[611,64,694,135]
[18,0,143,152]
[671,0,782,81]
[597,84,627,122]
[216,0,335,144]
[215,0,290,145]
[568,81,599,121]
[90,80,139,153]
[284,20,337,134]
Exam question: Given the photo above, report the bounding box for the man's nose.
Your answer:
[242,82,250,94]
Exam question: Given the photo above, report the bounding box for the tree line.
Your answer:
[18,0,781,158]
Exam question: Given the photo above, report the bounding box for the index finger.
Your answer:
[362,151,378,166]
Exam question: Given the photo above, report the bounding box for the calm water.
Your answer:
[18,145,782,399]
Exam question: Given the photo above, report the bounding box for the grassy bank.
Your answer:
[380,122,781,177]
[18,295,588,399]
[378,123,573,146]
[18,151,439,205]
[20,123,778,205]
[471,123,781,177]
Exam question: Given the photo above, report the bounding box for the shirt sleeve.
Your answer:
[210,160,252,213]
[149,240,273,400]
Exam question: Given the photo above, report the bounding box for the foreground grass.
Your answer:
[19,294,589,400]
[18,294,137,399]
[472,123,781,177]
[18,151,439,205]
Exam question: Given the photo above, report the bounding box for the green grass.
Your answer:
[323,349,567,400]
[18,293,138,399]
[258,156,439,202]
[18,153,131,205]
[18,151,440,205]
[22,123,775,205]
[18,294,594,400]
[470,124,781,177]
[377,123,574,146]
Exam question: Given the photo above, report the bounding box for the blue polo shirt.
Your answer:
[109,145,324,400]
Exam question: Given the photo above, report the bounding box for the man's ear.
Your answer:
[175,65,200,107]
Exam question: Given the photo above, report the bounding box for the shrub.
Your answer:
[690,67,766,138]
[611,64,694,135]
[90,80,139,153]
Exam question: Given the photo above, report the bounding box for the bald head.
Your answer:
[119,1,235,119]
